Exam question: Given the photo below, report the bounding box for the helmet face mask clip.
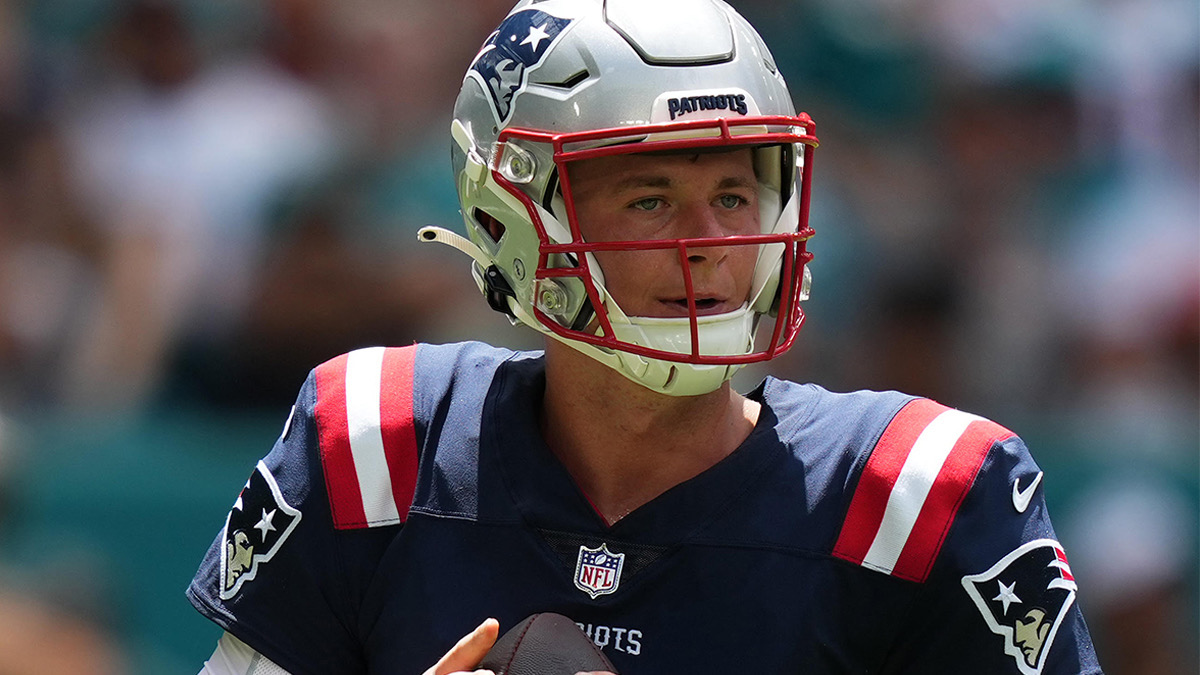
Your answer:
[429,0,820,396]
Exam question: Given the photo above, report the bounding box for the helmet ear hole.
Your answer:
[474,208,506,243]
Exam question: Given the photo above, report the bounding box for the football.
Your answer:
[479,613,618,675]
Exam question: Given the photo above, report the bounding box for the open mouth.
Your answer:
[664,297,726,314]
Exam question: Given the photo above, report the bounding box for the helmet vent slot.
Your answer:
[539,69,590,90]
[473,208,506,244]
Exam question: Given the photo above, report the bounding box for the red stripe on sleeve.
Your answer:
[890,419,1014,582]
[832,398,948,566]
[314,353,368,529]
[379,345,420,522]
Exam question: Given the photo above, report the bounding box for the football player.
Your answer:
[190,1,1102,673]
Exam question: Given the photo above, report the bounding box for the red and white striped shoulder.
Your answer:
[312,346,420,530]
[832,398,1015,583]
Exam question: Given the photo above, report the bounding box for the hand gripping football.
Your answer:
[479,613,618,675]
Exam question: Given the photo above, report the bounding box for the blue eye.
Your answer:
[718,194,746,209]
[631,197,663,211]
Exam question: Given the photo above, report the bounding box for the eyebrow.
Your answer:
[607,174,757,192]
[716,176,757,190]
[610,175,671,191]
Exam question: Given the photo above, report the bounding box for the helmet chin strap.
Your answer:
[418,226,493,270]
[418,225,522,318]
[549,326,742,397]
[603,302,755,396]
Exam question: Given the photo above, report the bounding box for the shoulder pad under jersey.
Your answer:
[832,398,1015,583]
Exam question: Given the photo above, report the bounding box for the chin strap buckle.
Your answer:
[418,226,517,319]
[482,265,517,318]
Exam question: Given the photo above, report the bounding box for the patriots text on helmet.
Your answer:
[667,93,748,120]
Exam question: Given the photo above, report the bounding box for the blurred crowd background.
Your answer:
[0,0,1195,672]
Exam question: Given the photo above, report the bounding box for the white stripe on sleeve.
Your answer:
[861,409,980,574]
[344,347,401,524]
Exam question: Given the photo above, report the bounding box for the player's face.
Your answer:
[566,149,761,318]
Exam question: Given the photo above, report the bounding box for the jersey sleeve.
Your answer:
[892,432,1102,674]
[187,346,424,675]
[832,399,1102,674]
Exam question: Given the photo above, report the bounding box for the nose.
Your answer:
[677,202,730,266]
[686,246,726,265]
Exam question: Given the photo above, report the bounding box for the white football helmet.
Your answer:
[421,0,818,396]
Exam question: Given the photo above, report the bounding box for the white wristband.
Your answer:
[199,632,292,675]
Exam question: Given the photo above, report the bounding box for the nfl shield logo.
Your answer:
[574,543,625,599]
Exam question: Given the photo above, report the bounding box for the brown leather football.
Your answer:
[479,613,618,675]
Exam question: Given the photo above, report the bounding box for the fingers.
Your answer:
[424,618,500,675]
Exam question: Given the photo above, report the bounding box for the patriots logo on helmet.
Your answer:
[466,8,575,125]
[962,539,1079,675]
[219,460,301,600]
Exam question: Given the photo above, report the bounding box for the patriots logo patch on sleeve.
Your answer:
[219,460,302,600]
[466,8,575,125]
[962,539,1078,675]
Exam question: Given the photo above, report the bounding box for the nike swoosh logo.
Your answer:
[1012,472,1043,513]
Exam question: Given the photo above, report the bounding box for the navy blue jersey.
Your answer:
[188,342,1101,674]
